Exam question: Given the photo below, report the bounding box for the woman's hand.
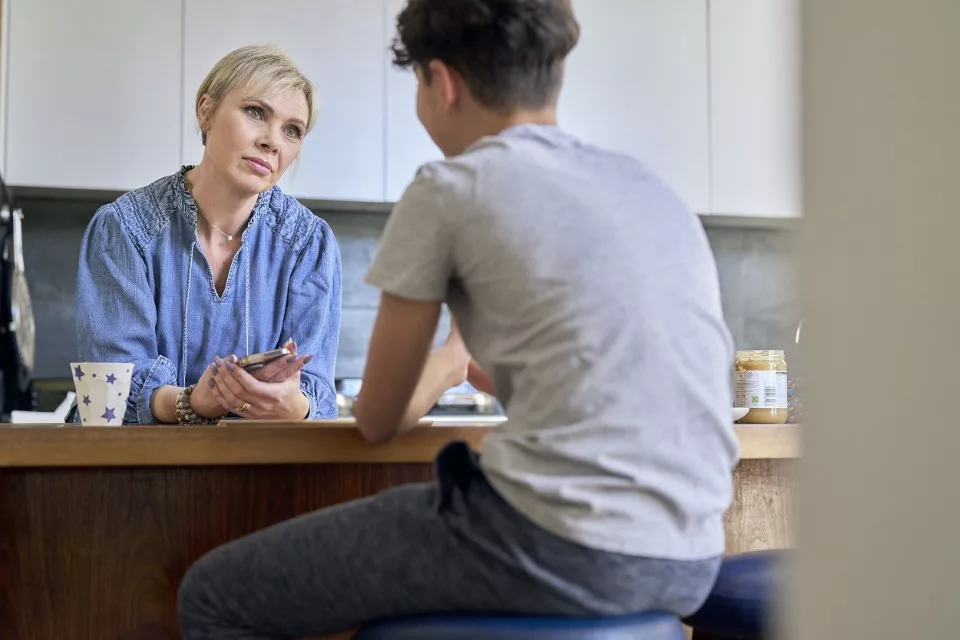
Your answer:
[188,363,233,419]
[248,338,309,384]
[210,353,312,420]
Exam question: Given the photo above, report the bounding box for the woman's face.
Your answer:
[199,82,309,195]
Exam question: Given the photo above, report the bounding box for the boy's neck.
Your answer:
[445,107,558,157]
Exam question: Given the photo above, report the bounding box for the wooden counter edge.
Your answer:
[0,423,800,467]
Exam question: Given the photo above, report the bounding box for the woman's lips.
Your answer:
[244,157,272,176]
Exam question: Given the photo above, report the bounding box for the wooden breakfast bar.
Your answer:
[0,421,799,639]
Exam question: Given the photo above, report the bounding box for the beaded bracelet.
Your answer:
[175,384,221,425]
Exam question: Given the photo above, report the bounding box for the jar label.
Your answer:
[735,370,788,409]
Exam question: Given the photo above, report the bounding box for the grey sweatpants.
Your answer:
[178,441,720,639]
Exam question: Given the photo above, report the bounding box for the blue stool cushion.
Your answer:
[683,550,789,638]
[354,611,686,640]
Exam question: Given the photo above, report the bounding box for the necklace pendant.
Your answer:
[227,235,233,241]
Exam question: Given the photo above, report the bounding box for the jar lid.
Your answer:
[736,349,786,359]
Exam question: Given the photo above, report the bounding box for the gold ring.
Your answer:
[235,402,250,413]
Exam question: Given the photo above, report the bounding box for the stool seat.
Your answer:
[683,549,789,639]
[354,611,686,640]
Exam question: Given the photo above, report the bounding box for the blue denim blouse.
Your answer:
[74,167,342,424]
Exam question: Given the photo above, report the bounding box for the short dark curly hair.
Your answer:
[391,0,580,111]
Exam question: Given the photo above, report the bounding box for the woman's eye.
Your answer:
[285,125,303,140]
[244,106,264,120]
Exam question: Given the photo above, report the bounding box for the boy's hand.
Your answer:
[442,316,471,375]
[446,316,496,396]
[467,359,496,397]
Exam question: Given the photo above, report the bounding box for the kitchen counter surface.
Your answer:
[0,420,799,467]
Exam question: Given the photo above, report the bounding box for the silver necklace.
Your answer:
[196,206,243,241]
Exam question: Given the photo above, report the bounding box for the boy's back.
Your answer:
[367,123,739,560]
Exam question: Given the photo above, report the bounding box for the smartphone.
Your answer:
[236,348,291,371]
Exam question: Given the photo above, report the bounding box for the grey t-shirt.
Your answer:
[366,124,739,560]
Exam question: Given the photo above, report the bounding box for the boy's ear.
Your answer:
[428,60,465,115]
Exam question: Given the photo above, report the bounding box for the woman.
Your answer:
[74,44,341,424]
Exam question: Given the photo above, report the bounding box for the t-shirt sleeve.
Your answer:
[365,164,453,301]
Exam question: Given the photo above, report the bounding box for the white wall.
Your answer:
[0,0,10,179]
[788,0,960,638]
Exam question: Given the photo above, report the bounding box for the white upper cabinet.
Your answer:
[0,0,801,217]
[383,0,443,202]
[709,0,801,217]
[560,0,711,213]
[4,0,182,191]
[183,0,386,203]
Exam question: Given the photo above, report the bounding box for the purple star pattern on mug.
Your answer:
[105,373,117,384]
[83,395,91,406]
[74,365,85,380]
[101,407,117,423]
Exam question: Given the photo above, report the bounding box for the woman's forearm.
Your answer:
[151,383,230,423]
[150,385,181,424]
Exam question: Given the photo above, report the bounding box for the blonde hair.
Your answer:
[195,44,318,145]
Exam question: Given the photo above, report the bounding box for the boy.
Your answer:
[178,1,739,637]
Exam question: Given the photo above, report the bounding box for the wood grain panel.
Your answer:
[0,463,433,640]
[724,459,797,553]
[0,458,796,638]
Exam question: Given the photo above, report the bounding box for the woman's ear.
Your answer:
[197,94,213,145]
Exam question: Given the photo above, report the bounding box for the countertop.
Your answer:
[0,420,800,467]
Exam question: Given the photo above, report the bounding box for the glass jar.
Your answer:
[734,350,789,424]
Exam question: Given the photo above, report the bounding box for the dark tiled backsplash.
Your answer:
[19,197,799,381]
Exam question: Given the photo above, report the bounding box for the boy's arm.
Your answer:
[358,165,477,441]
[352,293,470,444]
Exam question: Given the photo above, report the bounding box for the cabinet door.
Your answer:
[183,0,385,203]
[560,0,710,213]
[383,0,443,202]
[4,0,181,190]
[710,0,801,217]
